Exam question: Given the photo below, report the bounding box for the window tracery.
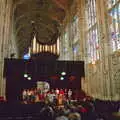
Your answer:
[86,0,99,63]
[108,1,120,51]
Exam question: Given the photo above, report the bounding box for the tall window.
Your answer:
[86,0,99,63]
[62,26,70,60]
[60,15,80,60]
[72,16,80,43]
[87,26,99,62]
[107,0,120,100]
[71,15,80,60]
[107,0,119,9]
[107,1,120,51]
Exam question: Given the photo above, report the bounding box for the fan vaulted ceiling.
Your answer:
[13,0,73,56]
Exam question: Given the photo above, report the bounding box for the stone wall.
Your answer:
[82,0,120,100]
[60,0,120,101]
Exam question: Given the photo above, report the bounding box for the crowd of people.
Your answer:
[22,88,73,105]
[20,88,120,120]
[0,89,119,120]
[7,98,119,120]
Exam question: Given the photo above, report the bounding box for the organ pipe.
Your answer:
[45,45,47,52]
[31,39,59,56]
[37,43,39,53]
[28,47,31,56]
[39,45,42,52]
[33,35,37,53]
[57,38,60,55]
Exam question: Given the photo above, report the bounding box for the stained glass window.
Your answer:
[62,26,71,60]
[60,14,80,60]
[108,1,120,51]
[107,0,118,9]
[86,0,99,63]
[71,16,80,43]
[71,15,80,60]
[73,43,80,60]
[87,0,96,29]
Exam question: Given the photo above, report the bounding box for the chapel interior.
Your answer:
[0,0,120,120]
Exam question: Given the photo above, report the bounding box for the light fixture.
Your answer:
[24,73,28,78]
[61,72,66,76]
[23,54,30,60]
[28,77,31,80]
[60,77,64,80]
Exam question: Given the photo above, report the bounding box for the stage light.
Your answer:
[23,54,30,60]
[61,72,66,76]
[28,77,31,80]
[60,77,64,80]
[24,74,28,78]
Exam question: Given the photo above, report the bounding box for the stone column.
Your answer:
[0,0,14,97]
[81,0,113,100]
[95,0,112,100]
[75,0,88,93]
[76,0,86,61]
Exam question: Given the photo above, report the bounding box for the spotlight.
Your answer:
[60,77,64,80]
[28,77,31,80]
[24,74,28,78]
[23,54,30,60]
[61,72,66,76]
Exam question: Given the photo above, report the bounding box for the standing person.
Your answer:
[55,88,59,103]
[57,94,63,106]
[22,89,27,104]
[30,88,35,103]
[35,88,40,102]
[26,89,30,103]
[57,89,64,106]
[64,89,68,99]
[68,89,72,104]
[27,89,32,103]
[55,88,59,95]
[50,89,56,104]
[63,89,68,105]
[59,89,64,95]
